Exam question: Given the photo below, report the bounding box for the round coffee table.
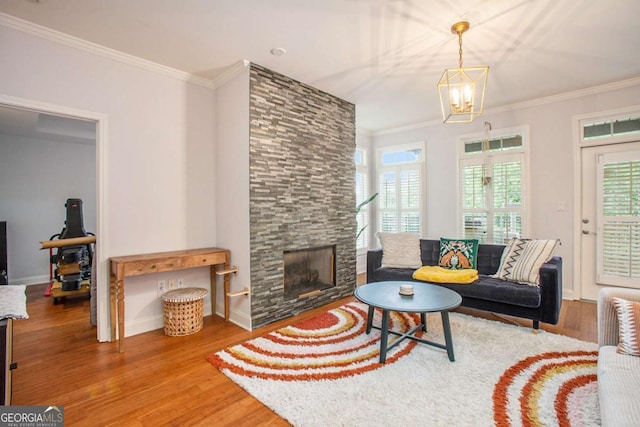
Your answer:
[354,281,462,363]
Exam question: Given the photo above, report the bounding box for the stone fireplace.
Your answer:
[248,63,356,328]
[283,245,336,299]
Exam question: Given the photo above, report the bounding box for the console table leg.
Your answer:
[115,266,125,353]
[109,266,117,343]
[223,272,230,322]
[117,279,125,353]
[209,265,217,318]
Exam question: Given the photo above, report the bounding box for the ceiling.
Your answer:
[1,0,639,132]
[0,106,96,145]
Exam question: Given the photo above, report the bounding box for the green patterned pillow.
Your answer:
[438,238,479,270]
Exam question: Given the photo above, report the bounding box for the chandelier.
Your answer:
[437,21,489,123]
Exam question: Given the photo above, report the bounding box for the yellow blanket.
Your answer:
[412,265,478,284]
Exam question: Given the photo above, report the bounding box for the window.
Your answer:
[377,144,424,234]
[460,128,527,244]
[583,117,640,140]
[597,152,640,285]
[355,147,370,250]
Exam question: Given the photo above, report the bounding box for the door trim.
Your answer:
[573,105,640,301]
[0,94,110,342]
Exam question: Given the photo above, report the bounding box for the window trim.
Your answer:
[355,146,371,251]
[578,107,640,147]
[457,125,530,242]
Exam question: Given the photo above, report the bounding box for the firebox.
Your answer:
[283,245,336,299]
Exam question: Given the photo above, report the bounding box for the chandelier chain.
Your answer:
[458,32,464,68]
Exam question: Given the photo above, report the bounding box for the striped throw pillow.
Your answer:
[611,297,640,357]
[507,239,559,286]
[493,238,529,280]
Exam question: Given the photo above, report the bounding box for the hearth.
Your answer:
[284,245,336,299]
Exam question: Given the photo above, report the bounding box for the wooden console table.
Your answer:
[109,247,230,352]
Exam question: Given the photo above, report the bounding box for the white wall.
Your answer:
[0,22,216,338]
[355,130,373,274]
[214,65,251,329]
[373,80,640,300]
[0,134,96,284]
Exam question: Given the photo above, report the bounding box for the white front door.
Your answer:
[580,141,640,300]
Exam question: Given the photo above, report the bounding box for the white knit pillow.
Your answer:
[508,239,559,286]
[377,232,422,269]
[0,284,29,319]
[611,297,640,357]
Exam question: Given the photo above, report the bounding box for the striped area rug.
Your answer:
[208,301,599,426]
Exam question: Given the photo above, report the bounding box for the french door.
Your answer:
[580,141,640,300]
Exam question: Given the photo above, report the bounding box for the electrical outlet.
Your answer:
[177,277,184,288]
[157,280,166,296]
[168,278,176,290]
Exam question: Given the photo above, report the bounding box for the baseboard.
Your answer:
[9,274,49,286]
[125,314,165,337]
[562,289,575,300]
[125,304,213,338]
[214,303,251,331]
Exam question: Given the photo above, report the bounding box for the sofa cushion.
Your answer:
[420,239,441,266]
[438,238,479,270]
[372,267,418,282]
[598,346,640,426]
[377,232,422,269]
[476,242,506,276]
[434,275,541,308]
[611,297,640,356]
[370,266,542,309]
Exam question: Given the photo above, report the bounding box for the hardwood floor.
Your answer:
[12,277,597,426]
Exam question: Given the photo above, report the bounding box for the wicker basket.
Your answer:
[161,287,208,336]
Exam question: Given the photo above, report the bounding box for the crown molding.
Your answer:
[211,60,251,88]
[487,76,640,115]
[371,117,441,136]
[0,12,215,89]
[373,76,640,136]
[355,126,373,137]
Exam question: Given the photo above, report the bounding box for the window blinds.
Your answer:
[461,158,523,243]
[599,158,640,284]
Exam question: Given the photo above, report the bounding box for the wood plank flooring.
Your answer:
[11,278,597,426]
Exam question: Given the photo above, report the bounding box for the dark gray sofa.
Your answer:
[366,239,562,330]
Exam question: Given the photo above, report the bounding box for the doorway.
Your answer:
[0,94,108,341]
[579,136,640,300]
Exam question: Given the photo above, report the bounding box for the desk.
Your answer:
[109,247,230,352]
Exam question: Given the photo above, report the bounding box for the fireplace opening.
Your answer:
[284,245,336,299]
